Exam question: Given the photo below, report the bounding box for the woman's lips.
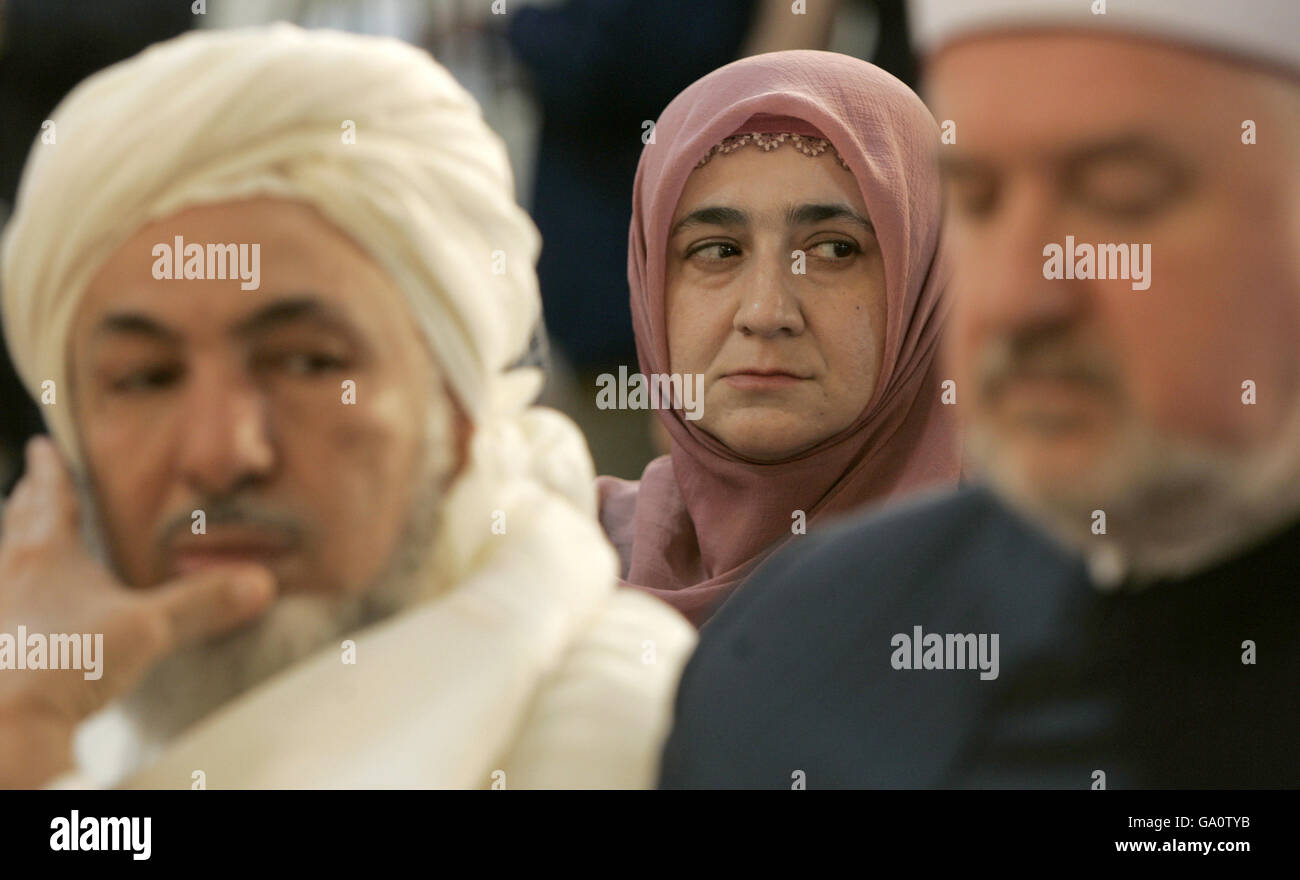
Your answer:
[723,371,805,391]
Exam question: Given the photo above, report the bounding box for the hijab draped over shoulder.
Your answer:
[600,50,961,626]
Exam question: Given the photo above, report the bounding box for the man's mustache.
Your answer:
[975,331,1122,404]
[154,499,306,552]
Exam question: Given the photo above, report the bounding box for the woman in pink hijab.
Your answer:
[598,50,960,627]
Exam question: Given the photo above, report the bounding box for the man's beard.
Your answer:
[965,334,1300,586]
[73,410,459,783]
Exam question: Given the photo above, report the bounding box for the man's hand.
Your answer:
[0,436,277,787]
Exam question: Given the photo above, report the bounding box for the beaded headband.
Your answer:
[695,131,851,172]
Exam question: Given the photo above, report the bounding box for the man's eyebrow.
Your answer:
[91,312,180,344]
[940,135,1182,178]
[670,206,749,237]
[1061,135,1184,169]
[231,296,353,338]
[786,202,873,230]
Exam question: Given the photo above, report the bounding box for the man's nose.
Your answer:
[963,182,1088,336]
[733,249,806,337]
[174,365,276,496]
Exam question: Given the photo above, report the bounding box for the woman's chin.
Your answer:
[708,421,826,463]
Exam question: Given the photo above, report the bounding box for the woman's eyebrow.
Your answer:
[670,205,749,236]
[786,202,872,230]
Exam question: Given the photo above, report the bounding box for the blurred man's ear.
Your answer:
[447,388,473,480]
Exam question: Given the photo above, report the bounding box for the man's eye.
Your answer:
[807,240,860,260]
[262,352,347,376]
[1074,188,1172,219]
[111,365,181,393]
[1069,161,1185,220]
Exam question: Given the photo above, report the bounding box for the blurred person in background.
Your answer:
[661,0,1300,788]
[0,25,692,789]
[599,51,961,627]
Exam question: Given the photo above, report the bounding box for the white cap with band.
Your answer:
[910,0,1300,74]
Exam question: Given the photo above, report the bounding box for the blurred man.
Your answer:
[660,0,1300,787]
[0,25,693,789]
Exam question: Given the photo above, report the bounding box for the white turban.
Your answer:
[910,0,1300,74]
[0,23,599,584]
[2,23,546,465]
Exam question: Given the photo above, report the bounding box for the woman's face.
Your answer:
[665,144,887,461]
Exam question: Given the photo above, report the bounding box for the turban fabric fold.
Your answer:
[3,23,541,468]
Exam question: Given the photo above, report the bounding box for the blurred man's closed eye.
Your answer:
[251,350,351,378]
[109,365,183,394]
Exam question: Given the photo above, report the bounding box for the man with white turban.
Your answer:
[0,24,693,788]
[660,0,1300,787]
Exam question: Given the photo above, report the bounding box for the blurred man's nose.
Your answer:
[733,249,806,337]
[174,363,276,496]
[963,180,1088,336]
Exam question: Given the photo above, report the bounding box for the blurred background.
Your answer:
[0,0,918,489]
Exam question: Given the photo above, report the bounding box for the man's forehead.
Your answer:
[937,131,1184,179]
[74,201,409,343]
[925,32,1221,168]
[80,292,363,345]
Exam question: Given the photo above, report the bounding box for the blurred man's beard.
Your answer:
[98,470,448,775]
[73,401,461,782]
[967,399,1300,586]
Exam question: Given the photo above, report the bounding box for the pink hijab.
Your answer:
[599,50,960,626]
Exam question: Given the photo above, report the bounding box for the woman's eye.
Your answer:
[808,240,860,260]
[689,242,742,261]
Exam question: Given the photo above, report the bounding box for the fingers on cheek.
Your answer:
[3,484,82,550]
[100,609,174,686]
[4,505,60,553]
[3,478,37,526]
[28,438,82,513]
